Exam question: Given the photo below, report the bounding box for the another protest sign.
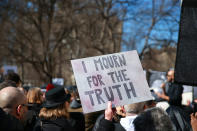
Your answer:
[148,70,166,93]
[71,50,153,114]
[52,78,64,86]
[3,65,17,75]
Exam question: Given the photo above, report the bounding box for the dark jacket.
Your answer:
[85,110,103,131]
[25,103,42,131]
[0,107,24,131]
[93,114,125,131]
[167,105,192,131]
[69,112,85,131]
[33,117,75,131]
[166,82,183,106]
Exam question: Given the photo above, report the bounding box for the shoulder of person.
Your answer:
[114,122,126,131]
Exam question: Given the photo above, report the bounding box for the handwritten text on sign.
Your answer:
[71,50,152,114]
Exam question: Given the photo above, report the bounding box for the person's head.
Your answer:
[39,87,71,120]
[167,69,174,82]
[18,87,28,96]
[0,80,17,90]
[133,107,173,131]
[4,72,22,87]
[27,87,43,104]
[124,102,145,116]
[116,106,126,117]
[0,87,28,122]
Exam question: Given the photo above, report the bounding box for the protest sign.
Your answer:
[148,70,166,93]
[175,0,197,86]
[3,65,17,75]
[71,50,153,114]
[52,78,64,86]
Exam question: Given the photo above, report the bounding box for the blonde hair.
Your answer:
[27,87,43,104]
[39,103,69,120]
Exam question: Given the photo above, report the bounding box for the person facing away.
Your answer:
[0,80,17,90]
[119,100,156,131]
[93,102,146,131]
[119,102,145,131]
[27,87,44,114]
[0,87,29,131]
[133,107,173,131]
[4,72,22,87]
[95,102,173,131]
[0,107,24,131]
[33,87,75,131]
[25,87,44,131]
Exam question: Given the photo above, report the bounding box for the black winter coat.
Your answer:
[0,107,24,131]
[33,117,75,131]
[25,103,42,131]
[166,82,183,106]
[167,105,192,131]
[69,112,85,131]
[93,114,125,131]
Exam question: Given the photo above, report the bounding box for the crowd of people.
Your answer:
[1,71,197,131]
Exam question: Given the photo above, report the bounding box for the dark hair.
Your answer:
[4,72,21,84]
[0,80,17,90]
[133,107,173,131]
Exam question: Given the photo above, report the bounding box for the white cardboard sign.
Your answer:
[71,50,153,114]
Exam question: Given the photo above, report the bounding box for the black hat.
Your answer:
[43,87,71,108]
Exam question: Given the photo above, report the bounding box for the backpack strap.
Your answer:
[40,120,43,131]
[173,109,184,131]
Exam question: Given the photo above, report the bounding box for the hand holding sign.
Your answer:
[105,101,113,121]
[71,50,153,113]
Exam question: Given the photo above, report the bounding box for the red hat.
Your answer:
[46,84,55,92]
